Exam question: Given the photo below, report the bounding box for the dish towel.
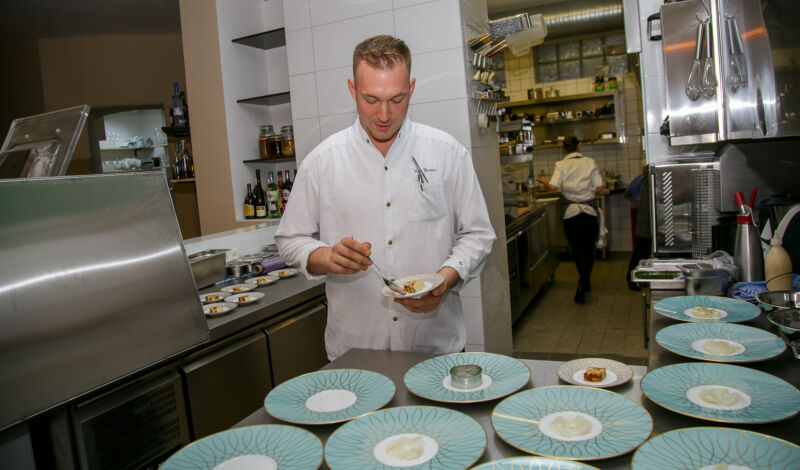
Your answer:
[731,273,800,302]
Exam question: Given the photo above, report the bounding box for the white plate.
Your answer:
[199,292,227,304]
[221,284,256,294]
[381,273,445,299]
[245,275,280,287]
[224,292,264,305]
[268,268,298,279]
[203,302,237,317]
[556,358,634,388]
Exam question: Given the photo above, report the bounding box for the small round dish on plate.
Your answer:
[640,362,800,424]
[491,386,653,461]
[268,268,298,278]
[632,427,800,470]
[655,322,786,363]
[381,272,445,299]
[471,456,600,470]
[198,292,226,304]
[324,406,486,470]
[556,358,633,388]
[221,283,256,294]
[652,295,759,323]
[160,424,323,470]
[203,302,237,317]
[224,291,264,305]
[404,352,530,403]
[264,369,395,425]
[244,275,280,287]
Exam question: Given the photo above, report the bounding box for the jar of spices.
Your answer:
[280,125,295,157]
[258,125,273,159]
[267,129,282,159]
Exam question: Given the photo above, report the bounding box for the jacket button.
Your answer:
[388,240,393,246]
[392,316,398,321]
[384,166,388,171]
[386,202,390,207]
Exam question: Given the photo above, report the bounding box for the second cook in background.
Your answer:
[538,136,603,304]
[276,35,495,360]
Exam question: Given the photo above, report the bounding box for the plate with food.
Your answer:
[198,292,226,304]
[220,283,256,294]
[160,424,323,470]
[403,352,531,404]
[245,275,280,287]
[380,272,445,299]
[655,322,786,363]
[653,295,759,323]
[471,456,600,470]
[264,369,395,425]
[491,386,653,461]
[268,268,298,279]
[324,406,486,470]
[640,362,800,424]
[556,358,634,388]
[632,427,800,470]
[203,302,237,317]
[224,291,264,305]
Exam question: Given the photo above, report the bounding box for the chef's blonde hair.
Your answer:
[353,35,411,80]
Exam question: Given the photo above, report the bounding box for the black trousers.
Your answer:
[563,213,599,287]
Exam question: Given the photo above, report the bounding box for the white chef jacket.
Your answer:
[275,118,496,360]
[549,152,603,219]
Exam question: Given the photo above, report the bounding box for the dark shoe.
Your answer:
[574,285,586,304]
[628,281,641,291]
[583,279,591,292]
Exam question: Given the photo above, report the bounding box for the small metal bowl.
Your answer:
[450,364,482,389]
[684,269,729,296]
[767,308,800,359]
[756,291,800,311]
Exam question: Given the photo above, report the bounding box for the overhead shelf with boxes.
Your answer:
[499,91,624,149]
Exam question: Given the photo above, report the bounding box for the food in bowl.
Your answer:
[385,435,425,460]
[257,277,271,284]
[232,286,246,293]
[402,280,425,294]
[698,388,741,407]
[702,339,740,355]
[685,305,726,319]
[238,295,252,302]
[204,294,221,302]
[583,367,606,382]
[550,415,592,438]
[207,305,226,314]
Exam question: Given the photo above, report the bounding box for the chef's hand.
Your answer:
[395,267,460,314]
[307,237,371,275]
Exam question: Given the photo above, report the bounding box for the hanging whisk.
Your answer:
[686,21,705,101]
[701,19,717,99]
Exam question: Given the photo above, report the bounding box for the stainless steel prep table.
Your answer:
[644,289,800,444]
[235,349,648,469]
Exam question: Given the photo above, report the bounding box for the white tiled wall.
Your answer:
[281,0,511,353]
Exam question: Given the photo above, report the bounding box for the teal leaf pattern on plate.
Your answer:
[640,362,800,423]
[491,386,653,461]
[632,427,800,469]
[160,424,322,469]
[655,322,786,362]
[653,295,759,323]
[325,406,487,470]
[469,456,600,469]
[404,352,531,403]
[264,369,395,425]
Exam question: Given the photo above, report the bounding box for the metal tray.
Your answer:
[188,249,228,289]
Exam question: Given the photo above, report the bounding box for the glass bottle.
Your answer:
[244,183,255,219]
[282,169,293,207]
[268,130,282,159]
[173,141,183,179]
[178,140,194,178]
[259,125,272,159]
[266,170,280,218]
[280,125,295,157]
[254,169,267,219]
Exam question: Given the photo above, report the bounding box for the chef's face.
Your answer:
[348,61,415,150]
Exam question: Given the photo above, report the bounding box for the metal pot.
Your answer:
[226,261,252,278]
[756,291,800,311]
[684,269,729,296]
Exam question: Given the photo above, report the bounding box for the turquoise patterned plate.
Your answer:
[404,352,531,403]
[641,362,800,423]
[656,322,786,363]
[325,406,486,470]
[632,427,800,470]
[264,369,395,425]
[491,386,653,461]
[470,456,600,469]
[653,295,759,323]
[160,425,322,469]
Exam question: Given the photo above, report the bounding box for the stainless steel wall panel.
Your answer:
[0,173,208,431]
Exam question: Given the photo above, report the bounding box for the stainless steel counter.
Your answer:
[199,276,325,342]
[235,349,647,469]
[646,289,800,444]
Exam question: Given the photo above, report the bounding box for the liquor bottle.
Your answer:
[178,140,194,178]
[267,170,280,218]
[282,169,293,207]
[172,142,183,179]
[277,171,285,214]
[254,169,267,219]
[244,183,255,219]
[171,81,188,127]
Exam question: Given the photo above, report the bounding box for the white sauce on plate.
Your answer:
[373,433,439,467]
[538,412,603,442]
[304,389,357,413]
[212,455,277,470]
[686,385,751,411]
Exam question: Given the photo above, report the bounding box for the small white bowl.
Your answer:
[224,292,265,305]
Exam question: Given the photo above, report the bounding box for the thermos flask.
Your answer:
[733,191,764,282]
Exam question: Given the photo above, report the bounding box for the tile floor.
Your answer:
[512,252,649,366]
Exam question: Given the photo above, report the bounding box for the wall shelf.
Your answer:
[162,126,191,138]
[232,28,286,50]
[533,114,615,126]
[242,157,295,165]
[237,92,291,106]
[501,91,617,109]
[101,144,168,151]
[170,178,196,184]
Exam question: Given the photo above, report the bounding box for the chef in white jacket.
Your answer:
[275,35,495,360]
